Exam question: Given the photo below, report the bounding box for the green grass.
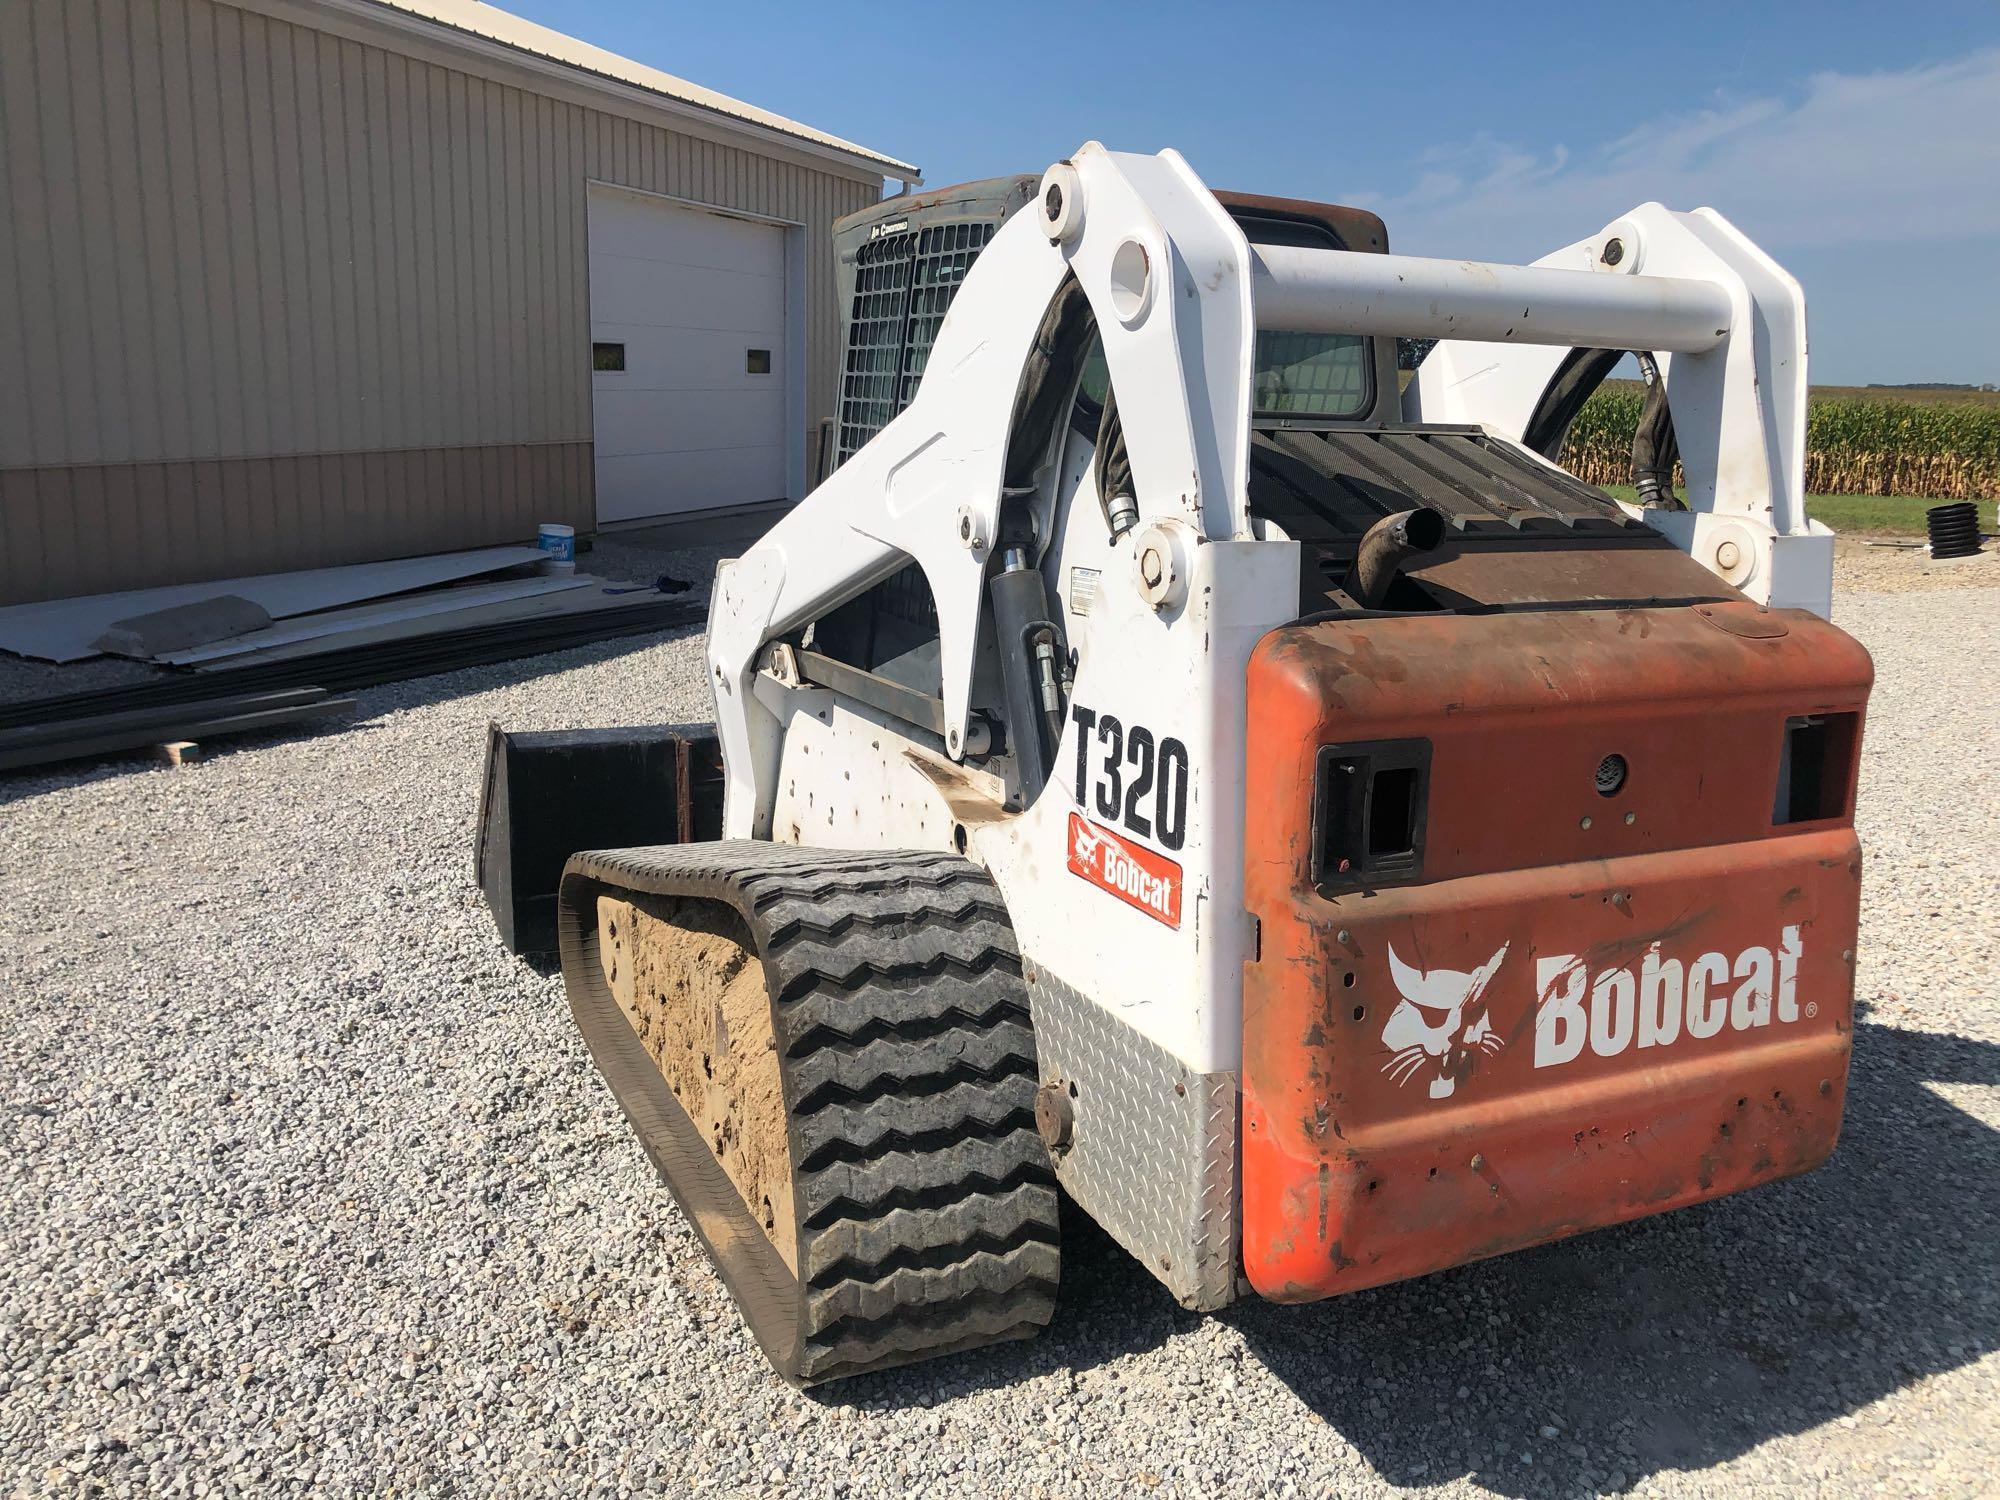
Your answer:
[1601,486,1995,537]
[1803,494,1994,536]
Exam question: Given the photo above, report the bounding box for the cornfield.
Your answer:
[1562,386,2000,500]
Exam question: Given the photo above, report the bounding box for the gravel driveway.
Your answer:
[2,565,1994,1498]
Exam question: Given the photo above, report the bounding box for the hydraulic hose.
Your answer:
[1631,353,1684,510]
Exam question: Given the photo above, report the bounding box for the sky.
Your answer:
[503,1,2000,386]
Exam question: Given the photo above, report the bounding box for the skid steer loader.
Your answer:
[520,145,1872,1384]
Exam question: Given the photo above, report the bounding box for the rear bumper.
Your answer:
[1241,833,1858,1301]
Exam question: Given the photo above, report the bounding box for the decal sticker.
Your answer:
[1380,944,1510,1100]
[1067,812,1182,928]
[1380,924,1812,1102]
[1533,926,1805,1066]
[1068,705,1189,850]
[1068,566,1100,616]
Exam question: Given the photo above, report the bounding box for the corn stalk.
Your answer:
[1561,390,2000,499]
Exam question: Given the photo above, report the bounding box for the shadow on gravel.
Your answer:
[820,1017,1998,1470]
[1231,1017,1999,1495]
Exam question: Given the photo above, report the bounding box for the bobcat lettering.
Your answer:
[1534,925,1807,1069]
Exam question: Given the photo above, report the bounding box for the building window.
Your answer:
[592,342,626,372]
[746,348,772,375]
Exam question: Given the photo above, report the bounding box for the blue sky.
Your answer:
[506,1,2000,385]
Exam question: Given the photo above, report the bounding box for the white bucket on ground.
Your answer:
[538,558,577,577]
[536,522,576,564]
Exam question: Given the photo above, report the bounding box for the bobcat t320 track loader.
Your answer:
[533,145,1872,1384]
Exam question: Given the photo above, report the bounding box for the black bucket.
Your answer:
[1926,502,1981,559]
[474,722,723,955]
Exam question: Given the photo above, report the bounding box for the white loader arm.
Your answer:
[708,145,1259,838]
[1404,204,1826,616]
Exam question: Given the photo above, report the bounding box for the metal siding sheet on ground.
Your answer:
[189,580,654,670]
[157,575,592,665]
[0,546,553,663]
[0,597,705,739]
[0,690,356,773]
[0,689,330,750]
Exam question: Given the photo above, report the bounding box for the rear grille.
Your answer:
[835,220,996,467]
[835,237,916,465]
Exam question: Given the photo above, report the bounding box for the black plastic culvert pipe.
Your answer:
[1927,501,1981,559]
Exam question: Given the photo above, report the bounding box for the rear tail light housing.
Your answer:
[1774,712,1860,825]
[1312,739,1431,889]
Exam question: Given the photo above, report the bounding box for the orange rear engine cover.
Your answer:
[1241,601,1873,1301]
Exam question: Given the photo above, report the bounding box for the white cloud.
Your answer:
[1361,50,2000,263]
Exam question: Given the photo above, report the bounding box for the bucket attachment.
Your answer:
[475,723,722,955]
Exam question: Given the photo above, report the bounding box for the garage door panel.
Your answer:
[595,446,786,520]
[589,323,785,388]
[587,191,785,277]
[593,386,786,457]
[589,255,785,336]
[587,185,791,525]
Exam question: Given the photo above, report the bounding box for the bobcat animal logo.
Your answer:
[1069,817,1109,867]
[1380,942,1511,1100]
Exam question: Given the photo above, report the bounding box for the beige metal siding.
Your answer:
[0,0,881,604]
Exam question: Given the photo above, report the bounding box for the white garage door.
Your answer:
[587,186,789,524]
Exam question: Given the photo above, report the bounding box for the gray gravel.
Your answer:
[2,571,1995,1498]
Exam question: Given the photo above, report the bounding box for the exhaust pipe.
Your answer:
[1346,507,1447,608]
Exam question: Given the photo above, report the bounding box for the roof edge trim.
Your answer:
[300,0,922,184]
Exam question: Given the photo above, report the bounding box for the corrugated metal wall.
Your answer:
[0,0,882,604]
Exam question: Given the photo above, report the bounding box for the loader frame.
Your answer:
[695,144,1834,1306]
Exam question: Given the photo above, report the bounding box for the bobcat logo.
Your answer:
[1380,943,1510,1100]
[1070,818,1109,866]
[1065,812,1182,927]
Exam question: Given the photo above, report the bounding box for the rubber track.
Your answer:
[558,841,1059,1385]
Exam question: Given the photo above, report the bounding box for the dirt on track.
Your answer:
[597,892,798,1273]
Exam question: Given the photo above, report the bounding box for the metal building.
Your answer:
[0,0,917,605]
